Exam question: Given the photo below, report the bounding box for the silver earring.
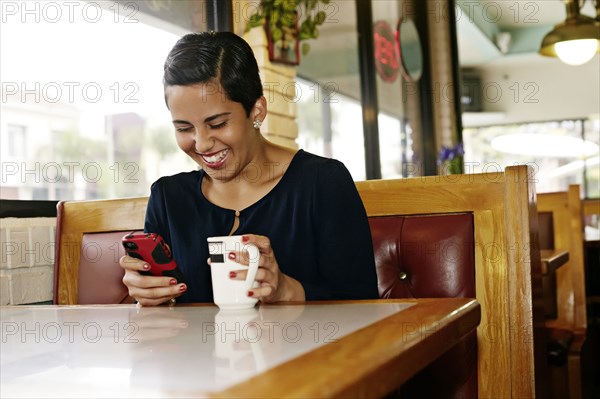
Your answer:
[253,120,262,129]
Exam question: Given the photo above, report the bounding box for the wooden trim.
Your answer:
[213,298,481,399]
[568,186,587,331]
[503,165,546,398]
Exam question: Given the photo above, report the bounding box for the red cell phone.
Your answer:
[122,232,185,283]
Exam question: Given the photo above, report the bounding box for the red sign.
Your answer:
[373,20,399,83]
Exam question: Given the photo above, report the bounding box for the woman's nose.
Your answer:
[193,128,213,153]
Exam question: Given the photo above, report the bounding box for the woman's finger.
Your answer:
[248,284,273,299]
[130,285,184,306]
[231,266,272,283]
[120,255,152,273]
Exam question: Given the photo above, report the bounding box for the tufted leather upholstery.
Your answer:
[369,213,477,399]
[77,231,138,304]
[370,214,475,299]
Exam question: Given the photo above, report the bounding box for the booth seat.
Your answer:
[538,186,588,399]
[54,165,545,398]
[369,213,477,398]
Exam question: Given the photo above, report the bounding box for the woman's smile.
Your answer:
[199,148,230,169]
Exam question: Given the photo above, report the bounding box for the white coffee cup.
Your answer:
[207,235,260,310]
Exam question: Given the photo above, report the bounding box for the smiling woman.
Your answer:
[118,32,380,306]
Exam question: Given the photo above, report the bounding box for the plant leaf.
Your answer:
[271,27,283,42]
[248,14,264,27]
[302,42,310,55]
[298,31,311,41]
[315,11,326,25]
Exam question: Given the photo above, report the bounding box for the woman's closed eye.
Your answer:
[175,126,193,133]
[209,121,227,129]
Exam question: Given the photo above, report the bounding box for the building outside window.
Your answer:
[6,125,26,158]
[1,1,198,200]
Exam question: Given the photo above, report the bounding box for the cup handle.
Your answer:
[244,244,260,290]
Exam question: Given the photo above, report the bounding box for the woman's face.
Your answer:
[165,82,265,182]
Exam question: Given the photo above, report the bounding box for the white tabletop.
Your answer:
[1,302,411,398]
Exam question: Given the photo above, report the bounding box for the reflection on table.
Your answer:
[1,298,480,398]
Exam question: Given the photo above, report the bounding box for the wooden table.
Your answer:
[1,298,480,398]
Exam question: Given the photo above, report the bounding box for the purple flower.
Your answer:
[437,143,464,165]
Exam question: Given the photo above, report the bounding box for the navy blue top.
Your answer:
[144,149,379,303]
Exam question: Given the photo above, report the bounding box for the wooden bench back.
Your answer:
[54,197,148,305]
[537,186,587,333]
[355,165,546,399]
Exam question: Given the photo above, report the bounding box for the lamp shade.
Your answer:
[539,12,600,65]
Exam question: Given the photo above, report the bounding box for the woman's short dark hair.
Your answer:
[163,32,263,116]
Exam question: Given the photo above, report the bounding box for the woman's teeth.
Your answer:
[202,149,228,164]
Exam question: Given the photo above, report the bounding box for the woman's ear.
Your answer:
[252,96,267,122]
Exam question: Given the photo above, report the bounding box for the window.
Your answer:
[463,118,600,197]
[7,125,26,158]
[296,0,367,180]
[296,0,414,180]
[1,1,200,200]
[296,78,366,180]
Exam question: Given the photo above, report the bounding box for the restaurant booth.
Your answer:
[1,0,599,398]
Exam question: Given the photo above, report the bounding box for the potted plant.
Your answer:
[245,0,330,64]
[437,143,464,175]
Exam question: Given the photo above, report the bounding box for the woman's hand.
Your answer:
[120,255,187,306]
[225,234,305,303]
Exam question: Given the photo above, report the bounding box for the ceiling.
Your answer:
[296,0,598,118]
[298,0,600,71]
[457,0,598,67]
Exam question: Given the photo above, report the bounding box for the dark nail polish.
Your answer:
[229,271,236,278]
[247,290,254,297]
[143,263,150,270]
[228,252,236,260]
[179,284,187,292]
[242,235,249,243]
[170,279,177,285]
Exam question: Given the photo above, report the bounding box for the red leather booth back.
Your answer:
[77,231,138,304]
[368,213,477,399]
